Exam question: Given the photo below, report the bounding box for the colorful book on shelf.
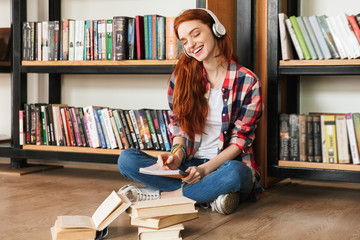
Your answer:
[289,114,299,161]
[337,14,360,59]
[101,108,118,149]
[51,191,131,240]
[145,109,160,150]
[348,14,360,44]
[303,16,324,60]
[138,223,184,240]
[310,115,322,163]
[101,19,107,60]
[345,113,360,164]
[95,108,109,149]
[278,13,294,61]
[125,110,140,149]
[296,16,318,59]
[19,110,25,145]
[322,115,338,164]
[299,114,307,161]
[306,115,314,162]
[316,15,340,59]
[289,16,311,60]
[135,109,154,150]
[157,110,171,151]
[82,106,101,148]
[93,20,98,60]
[151,109,166,151]
[165,17,179,60]
[106,19,113,60]
[74,108,87,147]
[308,16,332,59]
[69,107,83,147]
[113,16,128,60]
[135,15,145,60]
[129,110,145,150]
[335,115,350,164]
[84,20,90,61]
[74,20,84,61]
[352,113,360,162]
[108,109,123,149]
[42,21,49,61]
[119,109,136,148]
[328,15,355,59]
[325,15,348,59]
[127,17,136,60]
[68,19,75,61]
[284,18,304,60]
[113,109,131,149]
[35,22,42,61]
[279,114,290,160]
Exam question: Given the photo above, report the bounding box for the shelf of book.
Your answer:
[21,60,177,74]
[278,160,360,172]
[22,144,164,156]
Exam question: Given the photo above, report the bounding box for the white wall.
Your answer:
[300,0,360,114]
[0,0,196,137]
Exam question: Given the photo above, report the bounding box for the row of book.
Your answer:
[22,15,182,61]
[51,190,197,240]
[278,13,360,60]
[20,103,174,151]
[279,113,360,164]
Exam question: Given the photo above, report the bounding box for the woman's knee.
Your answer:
[118,148,139,173]
[220,161,252,188]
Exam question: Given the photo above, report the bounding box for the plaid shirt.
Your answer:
[167,59,263,176]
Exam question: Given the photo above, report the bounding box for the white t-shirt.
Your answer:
[194,86,223,159]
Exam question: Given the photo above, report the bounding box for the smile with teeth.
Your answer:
[192,46,203,54]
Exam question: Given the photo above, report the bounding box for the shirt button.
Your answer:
[224,99,228,102]
[224,131,227,134]
[222,113,226,117]
[222,88,225,92]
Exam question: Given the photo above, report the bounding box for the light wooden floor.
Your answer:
[1,164,360,240]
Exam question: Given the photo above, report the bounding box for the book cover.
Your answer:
[162,110,173,146]
[74,108,87,147]
[60,107,71,146]
[125,110,139,149]
[135,15,145,60]
[308,16,332,59]
[47,105,56,146]
[74,20,84,61]
[48,21,56,61]
[348,15,360,44]
[118,109,135,148]
[22,22,31,60]
[335,115,350,164]
[289,16,311,60]
[109,110,123,149]
[128,196,196,218]
[64,107,77,146]
[24,104,31,144]
[101,108,118,149]
[316,15,340,59]
[97,20,103,60]
[101,19,106,60]
[69,107,83,147]
[312,115,322,163]
[96,109,111,148]
[279,113,290,160]
[61,19,70,60]
[93,20,98,60]
[34,104,44,145]
[330,15,356,59]
[284,18,304,60]
[299,114,307,161]
[289,114,299,161]
[156,16,166,60]
[68,20,75,61]
[54,21,60,61]
[338,14,360,58]
[40,105,49,145]
[346,113,360,164]
[51,104,68,146]
[42,21,49,61]
[84,20,91,61]
[278,13,294,60]
[113,16,128,60]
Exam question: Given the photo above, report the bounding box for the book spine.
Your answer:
[97,109,111,148]
[323,115,338,164]
[47,105,55,145]
[36,22,42,61]
[157,110,171,151]
[113,16,127,60]
[135,15,145,60]
[75,108,87,147]
[144,15,149,59]
[82,106,100,148]
[335,115,350,164]
[30,104,36,144]
[40,105,48,145]
[326,16,347,59]
[296,16,318,59]
[284,18,304,60]
[129,110,145,150]
[316,15,340,59]
[60,108,70,146]
[101,19,106,60]
[137,109,154,149]
[70,107,83,147]
[162,110,173,146]
[93,109,107,149]
[82,113,93,148]
[24,104,31,144]
[289,16,311,60]
[109,110,123,149]
[156,16,166,60]
[101,108,118,149]
[352,113,360,162]
[118,109,134,148]
[346,113,360,164]
[68,20,75,61]
[84,20,90,61]
[48,21,55,61]
[42,21,49,61]
[112,110,129,149]
[308,16,332,59]
[312,115,322,163]
[22,22,29,60]
[93,20,98,60]
[19,110,24,145]
[289,114,299,161]
[299,114,307,161]
[306,115,314,162]
[125,110,139,149]
[151,109,165,151]
[145,109,160,150]
[279,113,290,160]
[30,22,35,60]
[54,21,60,60]
[278,13,294,60]
[35,105,42,145]
[65,107,76,146]
[106,19,113,60]
[62,19,69,60]
[303,16,323,59]
[127,18,135,60]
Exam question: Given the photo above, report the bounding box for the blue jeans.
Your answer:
[118,148,254,203]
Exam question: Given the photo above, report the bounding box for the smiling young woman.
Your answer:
[118,8,263,215]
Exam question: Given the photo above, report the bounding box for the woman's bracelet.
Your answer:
[171,143,188,163]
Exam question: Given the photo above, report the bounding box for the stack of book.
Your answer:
[279,112,360,165]
[20,104,173,151]
[127,196,198,240]
[278,12,360,60]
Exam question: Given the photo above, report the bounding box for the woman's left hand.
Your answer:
[182,166,205,184]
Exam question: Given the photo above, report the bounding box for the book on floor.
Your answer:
[51,190,131,240]
[127,196,196,218]
[138,223,184,240]
[129,209,198,229]
[139,164,189,179]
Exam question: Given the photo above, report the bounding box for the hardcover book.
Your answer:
[308,16,332,59]
[322,115,338,164]
[289,16,311,60]
[296,16,317,59]
[278,13,294,60]
[346,113,360,164]
[138,224,184,240]
[306,115,314,162]
[107,19,113,60]
[303,16,324,60]
[279,113,290,160]
[145,109,160,150]
[135,15,145,60]
[316,15,340,59]
[113,109,131,149]
[312,115,322,163]
[289,114,299,161]
[135,109,154,150]
[151,109,165,151]
[83,106,101,148]
[284,18,304,60]
[127,17,136,60]
[113,16,128,60]
[299,114,307,161]
[129,110,145,150]
[335,115,350,164]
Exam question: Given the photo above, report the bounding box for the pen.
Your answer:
[164,144,181,165]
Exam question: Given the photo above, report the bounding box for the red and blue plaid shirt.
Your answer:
[167,59,263,177]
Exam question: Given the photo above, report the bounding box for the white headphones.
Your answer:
[180,8,226,58]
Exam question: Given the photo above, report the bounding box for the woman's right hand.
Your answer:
[157,153,181,170]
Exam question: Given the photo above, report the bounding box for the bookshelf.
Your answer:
[2,0,255,169]
[266,0,360,183]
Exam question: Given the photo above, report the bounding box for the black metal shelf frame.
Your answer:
[267,0,360,183]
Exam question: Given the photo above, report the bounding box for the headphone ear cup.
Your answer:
[212,24,222,38]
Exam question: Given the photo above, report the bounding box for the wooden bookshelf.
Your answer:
[22,144,164,156]
[280,59,360,66]
[22,60,178,66]
[279,160,360,172]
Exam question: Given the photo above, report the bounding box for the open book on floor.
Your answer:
[51,190,131,240]
[139,164,189,178]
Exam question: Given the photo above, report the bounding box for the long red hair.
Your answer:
[171,9,238,140]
